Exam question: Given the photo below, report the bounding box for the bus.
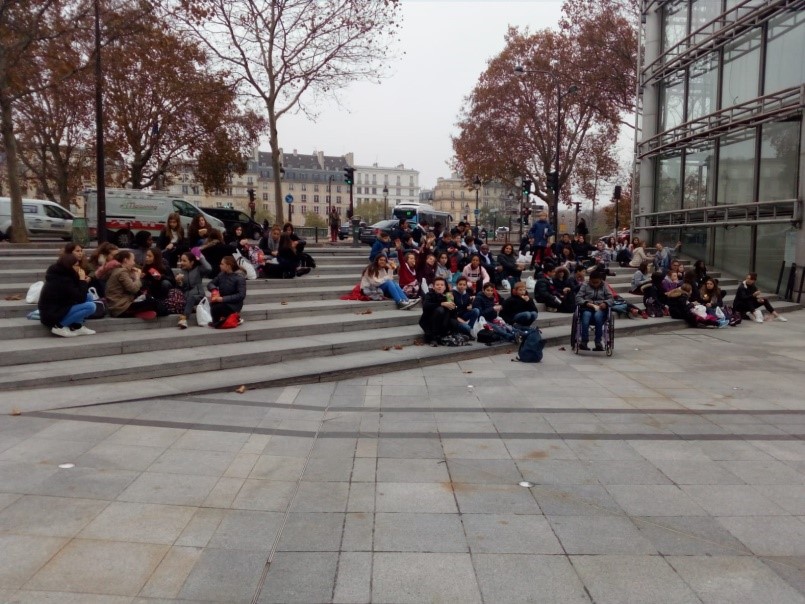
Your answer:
[391,202,452,231]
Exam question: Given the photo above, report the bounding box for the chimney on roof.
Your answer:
[317,151,324,169]
[293,149,297,155]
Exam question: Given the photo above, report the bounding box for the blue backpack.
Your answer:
[517,329,545,363]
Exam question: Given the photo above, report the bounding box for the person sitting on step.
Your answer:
[418,276,463,344]
[500,281,539,329]
[207,255,247,327]
[105,250,162,320]
[733,272,788,323]
[38,252,97,337]
[359,254,419,310]
[175,251,211,329]
[453,276,480,337]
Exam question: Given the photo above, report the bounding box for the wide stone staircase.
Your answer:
[0,242,800,413]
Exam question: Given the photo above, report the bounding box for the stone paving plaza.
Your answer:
[1,315,805,603]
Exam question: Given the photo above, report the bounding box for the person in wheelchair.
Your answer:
[575,269,613,351]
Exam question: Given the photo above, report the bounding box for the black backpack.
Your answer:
[516,329,545,363]
[477,329,502,345]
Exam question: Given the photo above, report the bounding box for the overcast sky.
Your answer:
[275,0,577,190]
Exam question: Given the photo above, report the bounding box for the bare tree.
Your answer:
[179,0,401,223]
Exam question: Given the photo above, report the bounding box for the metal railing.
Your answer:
[641,0,803,86]
[638,85,803,158]
[634,198,801,230]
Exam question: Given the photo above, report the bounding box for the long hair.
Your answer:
[144,246,164,269]
[164,212,185,240]
[188,214,207,242]
[277,233,294,254]
[362,255,387,279]
[700,277,721,302]
[90,242,117,267]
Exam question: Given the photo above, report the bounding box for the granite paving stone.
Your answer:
[717,516,805,556]
[445,458,523,484]
[0,535,68,590]
[373,512,468,552]
[24,539,168,596]
[375,482,458,513]
[291,481,350,512]
[371,552,482,603]
[605,485,707,516]
[333,551,372,603]
[78,501,195,544]
[667,555,805,603]
[473,554,592,603]
[548,516,657,555]
[376,458,450,483]
[531,484,625,516]
[632,516,753,556]
[229,478,296,511]
[462,514,563,554]
[259,552,339,603]
[116,471,219,507]
[178,547,266,602]
[276,513,346,552]
[206,509,284,551]
[452,483,542,514]
[0,495,107,538]
[570,555,701,604]
[681,484,790,516]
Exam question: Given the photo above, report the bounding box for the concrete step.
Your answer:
[9,309,804,414]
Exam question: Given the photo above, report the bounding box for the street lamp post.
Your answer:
[383,185,389,220]
[514,65,578,238]
[573,202,582,235]
[473,175,481,234]
[464,204,471,224]
[93,0,107,243]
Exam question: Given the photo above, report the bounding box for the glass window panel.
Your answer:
[754,224,789,291]
[660,75,686,131]
[662,2,688,53]
[721,29,761,108]
[717,130,756,205]
[690,0,721,33]
[765,11,805,94]
[653,228,681,248]
[687,52,719,121]
[713,225,752,281]
[759,118,801,202]
[684,143,715,208]
[656,154,683,212]
[682,227,709,265]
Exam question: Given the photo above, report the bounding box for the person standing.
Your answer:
[575,217,589,241]
[328,208,341,244]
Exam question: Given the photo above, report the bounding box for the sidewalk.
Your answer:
[0,314,804,602]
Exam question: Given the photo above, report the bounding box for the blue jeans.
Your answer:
[512,311,537,327]
[60,294,96,327]
[379,280,408,304]
[580,308,606,343]
[459,308,480,327]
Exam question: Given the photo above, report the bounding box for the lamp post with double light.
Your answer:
[383,185,389,219]
[513,65,578,238]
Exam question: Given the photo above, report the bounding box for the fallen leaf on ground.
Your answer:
[10,407,21,416]
[356,309,373,315]
[463,371,473,374]
[393,345,403,350]
[235,385,247,394]
[280,301,288,305]
[558,346,566,351]
[382,346,391,351]
[413,339,425,346]
[4,294,22,301]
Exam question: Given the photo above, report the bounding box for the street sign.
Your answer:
[474,209,480,216]
[284,194,294,204]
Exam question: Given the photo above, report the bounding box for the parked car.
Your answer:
[200,207,263,239]
[0,197,75,240]
[360,219,398,245]
[338,225,351,240]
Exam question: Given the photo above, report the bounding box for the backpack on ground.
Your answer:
[476,329,502,345]
[516,329,545,363]
[644,296,664,318]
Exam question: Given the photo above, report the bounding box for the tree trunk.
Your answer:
[268,110,284,224]
[0,87,29,243]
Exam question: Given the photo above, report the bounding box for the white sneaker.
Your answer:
[75,325,96,335]
[776,314,789,322]
[51,326,79,338]
[753,309,764,323]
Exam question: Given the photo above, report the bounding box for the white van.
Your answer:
[84,188,225,247]
[0,197,75,240]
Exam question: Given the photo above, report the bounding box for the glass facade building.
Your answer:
[635,0,804,289]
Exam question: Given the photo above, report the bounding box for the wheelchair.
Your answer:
[570,305,615,356]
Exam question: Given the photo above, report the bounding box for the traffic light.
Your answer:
[546,171,559,192]
[521,179,532,197]
[614,185,622,200]
[343,166,355,186]
[246,187,255,203]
